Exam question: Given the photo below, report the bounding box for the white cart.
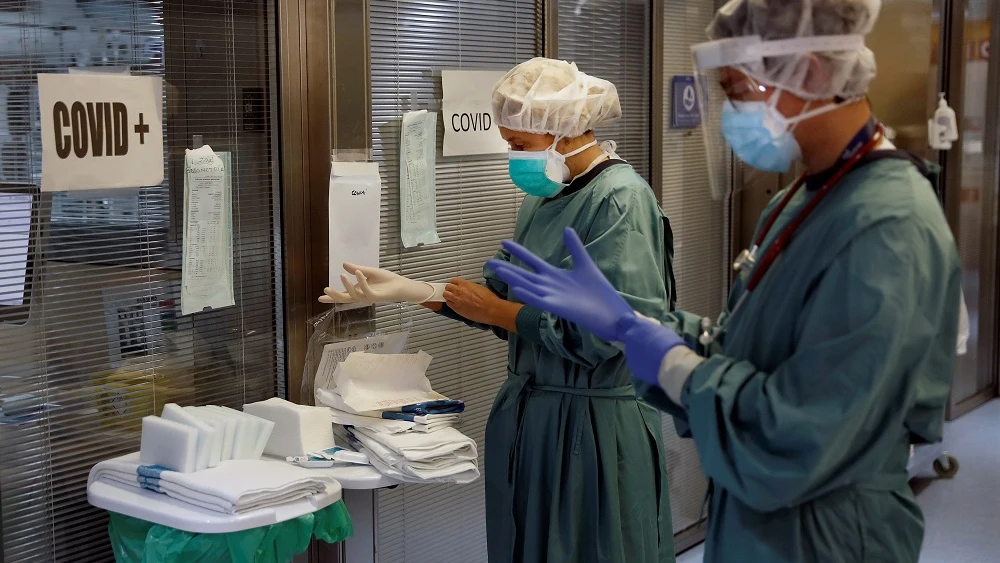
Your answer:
[907,443,959,480]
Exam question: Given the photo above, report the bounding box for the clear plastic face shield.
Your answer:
[691,35,866,200]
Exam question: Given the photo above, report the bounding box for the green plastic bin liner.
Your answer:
[107,499,353,563]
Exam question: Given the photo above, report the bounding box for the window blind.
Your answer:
[0,1,281,561]
[368,1,536,561]
[659,0,731,539]
[556,0,652,181]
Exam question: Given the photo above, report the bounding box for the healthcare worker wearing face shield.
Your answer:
[487,2,963,562]
[321,58,676,563]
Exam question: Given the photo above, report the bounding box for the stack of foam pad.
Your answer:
[242,397,337,458]
[138,404,275,473]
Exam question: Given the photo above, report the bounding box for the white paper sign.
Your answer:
[400,110,440,248]
[314,331,410,396]
[329,162,381,291]
[181,145,235,315]
[38,74,164,192]
[441,70,508,157]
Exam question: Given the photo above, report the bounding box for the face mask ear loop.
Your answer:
[788,99,811,134]
[766,87,782,111]
[546,136,570,186]
[768,88,835,135]
[788,98,852,129]
[761,88,793,138]
[562,139,600,159]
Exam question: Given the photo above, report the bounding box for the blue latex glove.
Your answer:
[617,314,686,386]
[486,227,638,343]
[487,228,688,386]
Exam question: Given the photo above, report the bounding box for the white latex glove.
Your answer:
[318,263,446,305]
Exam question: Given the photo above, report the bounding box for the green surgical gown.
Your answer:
[640,157,962,563]
[478,162,675,563]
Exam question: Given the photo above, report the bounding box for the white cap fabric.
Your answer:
[699,0,882,100]
[492,57,622,139]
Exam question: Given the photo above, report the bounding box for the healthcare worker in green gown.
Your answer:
[321,57,675,563]
[486,2,963,562]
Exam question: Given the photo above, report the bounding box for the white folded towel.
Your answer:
[330,408,415,433]
[352,427,477,463]
[328,407,459,434]
[89,452,335,514]
[347,426,479,484]
[349,433,479,485]
[316,388,377,417]
[356,443,480,485]
[382,413,462,425]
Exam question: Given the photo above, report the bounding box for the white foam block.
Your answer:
[182,407,226,467]
[139,416,199,473]
[199,417,225,467]
[234,410,273,459]
[244,397,335,458]
[161,403,218,471]
[251,419,275,459]
[187,407,237,462]
[204,406,254,460]
[204,406,273,460]
[231,410,269,459]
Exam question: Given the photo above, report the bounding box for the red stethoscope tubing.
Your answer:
[745,125,886,292]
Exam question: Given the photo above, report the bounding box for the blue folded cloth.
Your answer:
[395,400,465,416]
[137,464,170,492]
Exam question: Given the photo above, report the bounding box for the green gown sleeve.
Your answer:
[679,218,960,513]
[504,189,669,368]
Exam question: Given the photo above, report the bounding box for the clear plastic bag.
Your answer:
[300,305,412,405]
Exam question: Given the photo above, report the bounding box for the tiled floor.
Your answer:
[674,399,1000,563]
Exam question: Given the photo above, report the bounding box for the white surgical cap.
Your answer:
[491,57,621,139]
[706,0,882,100]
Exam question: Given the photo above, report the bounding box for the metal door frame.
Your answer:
[940,0,1000,418]
[277,0,374,561]
[986,0,1000,406]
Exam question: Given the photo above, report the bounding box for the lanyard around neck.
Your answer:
[746,124,885,292]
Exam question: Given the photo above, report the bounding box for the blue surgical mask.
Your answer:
[508,150,564,197]
[720,100,802,173]
[508,140,599,198]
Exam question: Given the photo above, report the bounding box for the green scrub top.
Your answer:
[641,156,962,563]
[470,160,676,563]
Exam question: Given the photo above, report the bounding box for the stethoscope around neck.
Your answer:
[697,125,886,347]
